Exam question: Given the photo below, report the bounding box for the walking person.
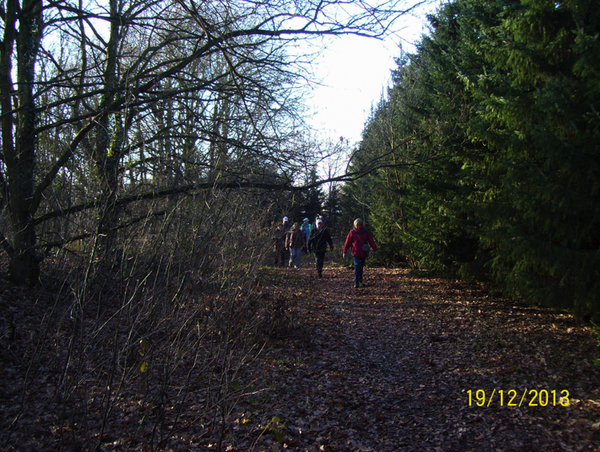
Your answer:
[343,218,378,288]
[312,214,325,230]
[300,218,312,254]
[285,223,305,268]
[276,216,291,266]
[308,218,334,278]
[272,222,285,266]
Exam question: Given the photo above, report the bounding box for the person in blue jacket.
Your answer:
[300,218,312,253]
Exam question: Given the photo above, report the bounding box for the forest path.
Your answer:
[233,266,600,451]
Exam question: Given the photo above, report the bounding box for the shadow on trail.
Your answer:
[252,266,600,451]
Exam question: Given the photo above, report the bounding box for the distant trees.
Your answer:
[1,4,442,449]
[346,0,600,316]
[285,167,323,224]
[1,0,424,285]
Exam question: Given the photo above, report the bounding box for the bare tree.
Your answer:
[1,0,426,284]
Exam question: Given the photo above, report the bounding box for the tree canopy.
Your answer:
[346,0,600,317]
[0,0,424,284]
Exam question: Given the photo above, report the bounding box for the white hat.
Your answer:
[303,218,309,222]
[316,219,323,225]
[283,216,288,222]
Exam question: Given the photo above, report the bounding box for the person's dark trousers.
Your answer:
[315,251,326,276]
[279,249,287,267]
[353,257,366,285]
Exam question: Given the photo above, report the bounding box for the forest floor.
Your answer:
[223,265,600,451]
[2,264,600,451]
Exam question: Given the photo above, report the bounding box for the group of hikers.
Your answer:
[274,215,378,288]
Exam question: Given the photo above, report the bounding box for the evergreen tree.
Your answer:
[354,0,600,316]
[463,0,600,315]
[287,168,323,224]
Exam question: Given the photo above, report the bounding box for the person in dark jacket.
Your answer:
[276,216,291,266]
[307,218,334,277]
[272,222,285,266]
[342,218,378,288]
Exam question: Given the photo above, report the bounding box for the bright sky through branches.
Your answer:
[306,2,439,146]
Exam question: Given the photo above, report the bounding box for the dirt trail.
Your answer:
[234,266,600,451]
[2,265,599,451]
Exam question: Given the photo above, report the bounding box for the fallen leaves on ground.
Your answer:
[227,267,600,451]
[2,266,600,451]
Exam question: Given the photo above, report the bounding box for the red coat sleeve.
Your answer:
[343,231,353,255]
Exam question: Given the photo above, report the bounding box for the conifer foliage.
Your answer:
[348,0,600,317]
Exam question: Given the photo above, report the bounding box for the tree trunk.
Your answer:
[1,0,43,285]
[92,0,122,260]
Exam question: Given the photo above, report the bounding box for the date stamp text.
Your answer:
[466,389,570,407]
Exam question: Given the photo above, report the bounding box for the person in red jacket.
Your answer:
[343,218,378,288]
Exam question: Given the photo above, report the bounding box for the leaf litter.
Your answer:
[228,267,600,451]
[1,266,600,451]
